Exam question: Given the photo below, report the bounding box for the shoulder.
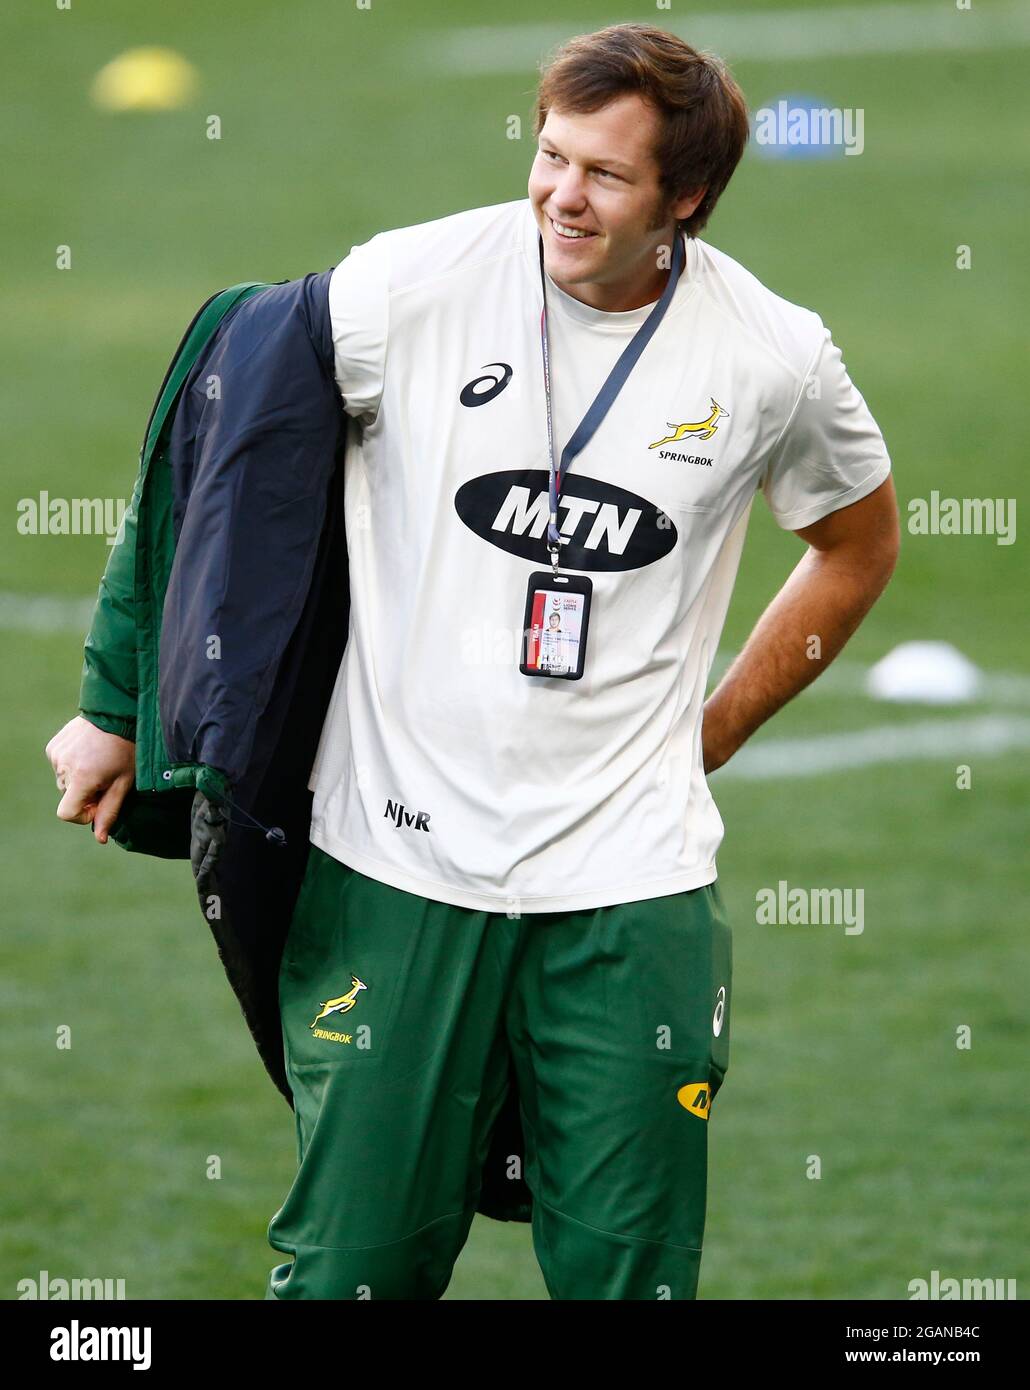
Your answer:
[334,199,529,299]
[691,238,826,384]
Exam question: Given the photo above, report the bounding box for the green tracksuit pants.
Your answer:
[266,845,732,1301]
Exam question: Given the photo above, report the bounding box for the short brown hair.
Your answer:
[534,23,749,237]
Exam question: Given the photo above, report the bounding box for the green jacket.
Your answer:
[72,268,534,1226]
[78,281,268,851]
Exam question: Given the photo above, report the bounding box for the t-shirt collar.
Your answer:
[521,198,694,329]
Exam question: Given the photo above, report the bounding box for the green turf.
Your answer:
[2,0,1027,1299]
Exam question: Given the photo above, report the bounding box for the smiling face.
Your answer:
[529,92,705,312]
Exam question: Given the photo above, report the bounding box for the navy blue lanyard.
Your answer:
[537,229,685,571]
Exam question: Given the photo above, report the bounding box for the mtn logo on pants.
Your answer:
[676,1082,711,1119]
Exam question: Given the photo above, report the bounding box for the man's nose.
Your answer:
[551,166,589,212]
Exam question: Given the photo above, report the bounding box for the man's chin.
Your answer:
[543,239,606,283]
[544,259,601,292]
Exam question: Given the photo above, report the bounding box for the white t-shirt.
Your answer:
[306,198,891,913]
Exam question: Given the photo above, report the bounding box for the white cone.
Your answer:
[865,641,983,705]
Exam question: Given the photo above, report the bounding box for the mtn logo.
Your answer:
[454,469,677,572]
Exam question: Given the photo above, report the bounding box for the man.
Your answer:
[47,23,898,1299]
[537,609,568,673]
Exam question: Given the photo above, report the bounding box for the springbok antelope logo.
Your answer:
[649,399,729,448]
[310,975,368,1028]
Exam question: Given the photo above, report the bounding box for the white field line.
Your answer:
[716,714,1030,779]
[418,2,1030,73]
[0,591,97,633]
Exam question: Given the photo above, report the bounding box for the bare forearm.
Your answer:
[702,544,894,772]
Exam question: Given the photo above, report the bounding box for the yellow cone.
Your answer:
[91,47,198,112]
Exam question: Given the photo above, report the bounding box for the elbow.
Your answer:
[880,498,903,584]
[874,526,901,590]
[865,487,902,592]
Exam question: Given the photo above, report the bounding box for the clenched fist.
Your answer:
[45,715,136,845]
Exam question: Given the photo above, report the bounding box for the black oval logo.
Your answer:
[459,362,513,407]
[454,470,678,572]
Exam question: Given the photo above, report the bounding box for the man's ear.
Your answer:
[672,186,707,222]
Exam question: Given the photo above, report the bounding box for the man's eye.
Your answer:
[596,168,617,179]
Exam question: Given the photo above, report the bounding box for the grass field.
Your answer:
[1,0,1027,1299]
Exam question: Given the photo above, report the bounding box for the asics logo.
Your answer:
[713,985,726,1037]
[459,362,513,407]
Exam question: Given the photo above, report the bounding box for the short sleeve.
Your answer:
[760,323,891,531]
[327,235,389,422]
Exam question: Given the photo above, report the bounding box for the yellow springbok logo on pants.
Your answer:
[310,975,367,1028]
[649,399,728,447]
